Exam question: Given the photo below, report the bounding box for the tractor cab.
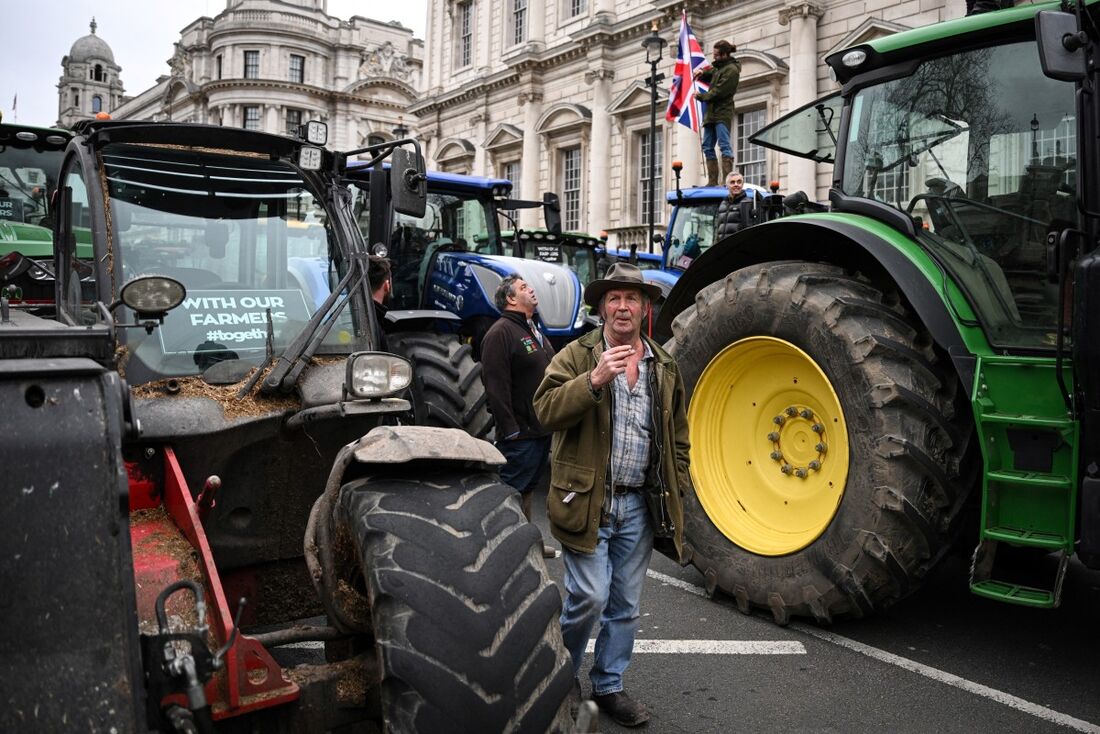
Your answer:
[0,123,80,305]
[345,164,591,353]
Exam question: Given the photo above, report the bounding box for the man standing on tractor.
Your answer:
[533,262,690,727]
[694,40,741,187]
[481,275,559,559]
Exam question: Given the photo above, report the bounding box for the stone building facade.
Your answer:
[413,0,961,246]
[102,0,424,152]
[57,19,127,127]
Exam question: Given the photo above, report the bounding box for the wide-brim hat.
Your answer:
[583,261,663,309]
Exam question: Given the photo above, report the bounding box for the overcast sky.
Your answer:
[1,1,427,127]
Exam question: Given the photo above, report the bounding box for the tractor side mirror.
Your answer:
[1036,11,1087,82]
[1047,227,1084,283]
[543,192,562,235]
[390,147,427,218]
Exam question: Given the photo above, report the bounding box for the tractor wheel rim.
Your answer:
[688,336,849,556]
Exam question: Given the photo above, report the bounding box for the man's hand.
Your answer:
[590,344,635,389]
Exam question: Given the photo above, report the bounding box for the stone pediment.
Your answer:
[436,137,476,164]
[484,123,523,151]
[535,103,591,135]
[346,77,417,102]
[735,50,788,89]
[824,18,911,59]
[608,81,651,117]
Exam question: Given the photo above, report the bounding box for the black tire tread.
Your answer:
[339,471,573,733]
[668,261,974,624]
[388,332,494,439]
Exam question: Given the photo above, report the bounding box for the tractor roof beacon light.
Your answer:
[345,352,413,400]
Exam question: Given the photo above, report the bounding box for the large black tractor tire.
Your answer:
[388,331,493,439]
[667,261,974,624]
[339,469,574,733]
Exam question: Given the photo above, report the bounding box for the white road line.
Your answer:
[646,569,1100,734]
[279,641,324,650]
[585,639,805,654]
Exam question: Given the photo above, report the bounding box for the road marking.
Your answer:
[279,641,323,650]
[646,569,1100,734]
[585,639,805,654]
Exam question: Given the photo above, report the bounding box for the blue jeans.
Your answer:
[701,122,732,160]
[559,490,654,696]
[498,436,550,493]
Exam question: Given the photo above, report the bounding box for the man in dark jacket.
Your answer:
[481,275,558,558]
[533,262,690,727]
[714,170,749,239]
[695,40,741,186]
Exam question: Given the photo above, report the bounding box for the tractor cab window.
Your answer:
[0,142,63,229]
[104,144,360,384]
[510,232,598,287]
[354,185,494,310]
[665,202,720,271]
[840,41,1077,350]
[57,160,97,324]
[751,92,840,164]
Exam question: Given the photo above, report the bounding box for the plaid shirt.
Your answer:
[605,339,654,488]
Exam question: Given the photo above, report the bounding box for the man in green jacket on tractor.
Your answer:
[533,262,690,727]
[695,39,741,186]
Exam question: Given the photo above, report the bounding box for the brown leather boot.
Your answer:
[720,156,734,182]
[704,158,719,187]
[593,690,650,727]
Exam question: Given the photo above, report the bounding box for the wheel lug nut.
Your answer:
[808,460,821,471]
[811,423,824,433]
[780,464,793,475]
[774,415,786,425]
[815,443,827,454]
[770,451,783,461]
[767,432,779,442]
[795,468,808,478]
[800,408,813,419]
[785,406,798,417]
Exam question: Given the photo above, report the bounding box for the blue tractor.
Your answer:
[342,163,593,438]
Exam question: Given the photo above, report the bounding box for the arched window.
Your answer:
[91,96,103,113]
[94,64,103,82]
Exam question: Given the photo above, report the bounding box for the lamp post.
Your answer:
[641,21,667,255]
[393,115,409,140]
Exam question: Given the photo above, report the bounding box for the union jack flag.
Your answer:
[665,11,710,132]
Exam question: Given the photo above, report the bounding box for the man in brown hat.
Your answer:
[533,262,690,727]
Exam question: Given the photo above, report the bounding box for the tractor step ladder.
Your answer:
[968,354,1078,608]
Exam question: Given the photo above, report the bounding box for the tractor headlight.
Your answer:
[346,352,412,399]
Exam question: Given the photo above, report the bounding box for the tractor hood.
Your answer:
[429,252,583,333]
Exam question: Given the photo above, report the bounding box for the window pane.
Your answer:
[561,147,581,231]
[513,0,527,44]
[736,108,768,186]
[244,106,261,131]
[457,2,473,67]
[244,50,259,79]
[638,131,663,222]
[285,109,302,136]
[503,161,521,198]
[289,54,304,84]
[569,0,587,17]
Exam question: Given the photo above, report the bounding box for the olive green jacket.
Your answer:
[532,328,690,559]
[696,57,741,126]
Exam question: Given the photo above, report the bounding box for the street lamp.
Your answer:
[641,21,667,255]
[393,115,409,140]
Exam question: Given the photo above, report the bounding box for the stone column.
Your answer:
[265,105,279,135]
[477,0,492,73]
[528,0,546,50]
[779,1,824,198]
[472,111,489,176]
[519,90,543,228]
[593,0,615,22]
[585,69,613,236]
[423,1,438,93]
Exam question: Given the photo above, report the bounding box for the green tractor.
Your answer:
[655,0,1099,623]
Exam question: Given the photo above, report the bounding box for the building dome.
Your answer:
[69,18,115,63]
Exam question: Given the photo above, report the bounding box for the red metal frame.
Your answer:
[129,449,299,719]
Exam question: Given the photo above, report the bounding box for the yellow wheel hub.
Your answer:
[688,337,849,555]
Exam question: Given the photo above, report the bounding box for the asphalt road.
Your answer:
[527,486,1100,734]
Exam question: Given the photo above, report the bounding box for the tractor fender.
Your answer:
[655,215,976,388]
[324,425,505,494]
